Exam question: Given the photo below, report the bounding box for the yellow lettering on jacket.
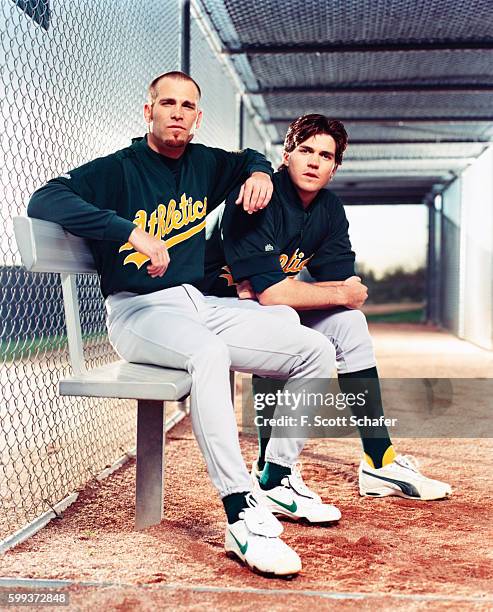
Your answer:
[191,199,206,222]
[119,193,207,269]
[220,249,314,289]
[119,209,148,253]
[280,248,313,274]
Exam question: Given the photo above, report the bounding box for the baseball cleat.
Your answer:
[224,493,302,577]
[359,454,452,501]
[252,462,341,523]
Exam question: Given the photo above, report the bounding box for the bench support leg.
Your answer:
[135,399,165,530]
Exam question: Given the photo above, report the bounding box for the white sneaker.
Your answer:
[252,462,341,523]
[359,454,452,501]
[224,493,302,577]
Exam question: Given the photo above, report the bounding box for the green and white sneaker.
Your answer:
[224,493,302,577]
[359,454,452,500]
[252,462,342,523]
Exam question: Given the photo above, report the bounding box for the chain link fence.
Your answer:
[0,0,271,544]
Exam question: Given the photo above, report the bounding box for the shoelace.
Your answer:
[244,492,259,509]
[394,454,421,474]
[239,492,282,536]
[289,462,318,499]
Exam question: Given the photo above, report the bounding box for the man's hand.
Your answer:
[236,279,256,300]
[235,172,273,214]
[340,276,368,309]
[344,275,362,285]
[128,227,170,278]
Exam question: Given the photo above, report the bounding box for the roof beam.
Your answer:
[334,194,428,205]
[224,40,493,54]
[250,84,493,94]
[265,116,493,123]
[272,139,492,146]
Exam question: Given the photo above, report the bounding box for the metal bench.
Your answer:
[13,216,193,530]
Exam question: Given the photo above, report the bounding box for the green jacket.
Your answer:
[28,136,271,297]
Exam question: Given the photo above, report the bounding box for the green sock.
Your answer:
[257,439,269,471]
[222,492,249,524]
[338,367,393,469]
[253,374,278,471]
[259,462,291,491]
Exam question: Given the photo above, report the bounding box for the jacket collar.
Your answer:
[131,135,188,164]
[273,169,325,212]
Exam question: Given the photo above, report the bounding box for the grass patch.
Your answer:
[366,308,425,323]
[1,333,105,361]
[1,335,68,361]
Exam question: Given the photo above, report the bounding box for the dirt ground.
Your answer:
[1,323,492,611]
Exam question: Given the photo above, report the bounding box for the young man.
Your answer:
[28,74,342,577]
[203,114,452,510]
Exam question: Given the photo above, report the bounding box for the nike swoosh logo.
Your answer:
[362,470,420,498]
[266,495,298,513]
[229,531,248,555]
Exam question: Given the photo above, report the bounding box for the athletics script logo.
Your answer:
[219,248,313,286]
[119,193,207,268]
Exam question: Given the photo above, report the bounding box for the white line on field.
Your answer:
[0,578,491,603]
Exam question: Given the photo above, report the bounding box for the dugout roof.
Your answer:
[199,0,493,204]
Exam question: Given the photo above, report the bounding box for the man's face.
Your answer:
[144,77,202,152]
[282,133,338,195]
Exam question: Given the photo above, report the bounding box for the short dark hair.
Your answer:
[148,71,202,104]
[280,114,348,169]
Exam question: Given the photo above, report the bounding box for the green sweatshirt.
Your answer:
[28,136,272,298]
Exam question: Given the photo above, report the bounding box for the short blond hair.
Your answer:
[147,71,202,104]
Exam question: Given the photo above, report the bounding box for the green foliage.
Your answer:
[366,308,424,323]
[357,263,426,304]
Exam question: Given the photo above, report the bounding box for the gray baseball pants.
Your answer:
[105,285,335,498]
[233,299,377,468]
[295,268,376,373]
[299,307,376,374]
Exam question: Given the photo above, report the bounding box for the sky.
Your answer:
[344,204,428,278]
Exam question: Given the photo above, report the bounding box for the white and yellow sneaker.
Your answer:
[252,462,341,523]
[224,493,302,577]
[359,454,452,500]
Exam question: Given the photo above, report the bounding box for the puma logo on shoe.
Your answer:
[362,470,420,498]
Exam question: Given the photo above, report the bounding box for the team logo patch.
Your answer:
[279,249,313,274]
[119,193,207,268]
[219,248,314,288]
[264,243,274,251]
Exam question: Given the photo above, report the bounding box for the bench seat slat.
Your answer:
[59,360,192,401]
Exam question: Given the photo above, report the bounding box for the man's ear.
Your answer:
[195,109,203,130]
[282,150,290,167]
[328,164,339,181]
[143,103,152,126]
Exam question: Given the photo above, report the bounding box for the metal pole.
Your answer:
[426,199,436,324]
[237,93,244,149]
[180,0,191,74]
